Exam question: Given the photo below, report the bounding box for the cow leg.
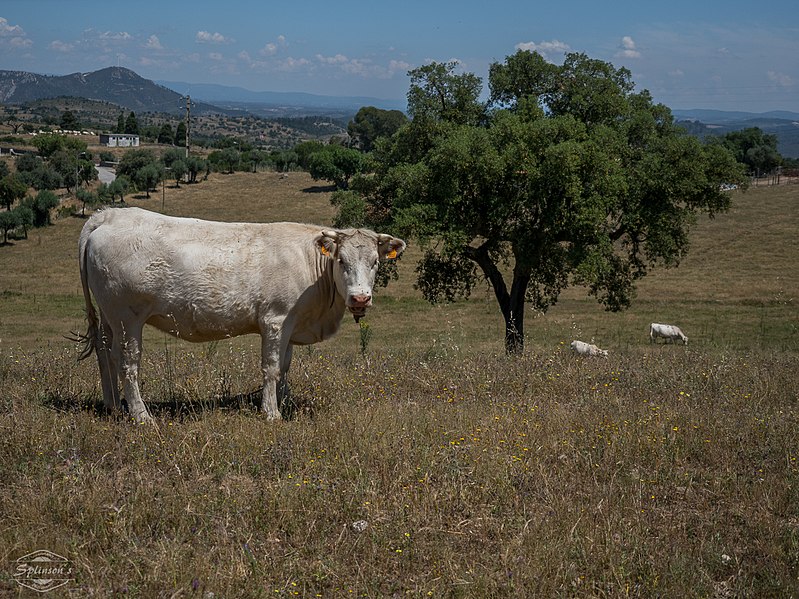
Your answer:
[259,322,286,421]
[277,344,293,412]
[117,319,152,423]
[96,315,122,412]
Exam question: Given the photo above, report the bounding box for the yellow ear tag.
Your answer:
[386,249,398,259]
[320,245,330,256]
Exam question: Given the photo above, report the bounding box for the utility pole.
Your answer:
[183,95,191,159]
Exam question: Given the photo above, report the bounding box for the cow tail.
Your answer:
[75,218,101,361]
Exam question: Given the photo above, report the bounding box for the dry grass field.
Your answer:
[1,172,798,597]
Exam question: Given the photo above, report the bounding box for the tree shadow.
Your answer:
[302,184,337,194]
[40,387,312,422]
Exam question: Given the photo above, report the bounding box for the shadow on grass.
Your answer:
[302,184,337,194]
[40,388,311,422]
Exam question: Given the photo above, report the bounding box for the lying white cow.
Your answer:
[570,340,609,357]
[649,322,688,345]
[77,207,406,422]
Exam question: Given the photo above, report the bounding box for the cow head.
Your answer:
[317,228,406,322]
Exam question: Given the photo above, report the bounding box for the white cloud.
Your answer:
[669,69,684,77]
[515,39,570,61]
[0,17,24,36]
[50,40,74,53]
[99,31,133,41]
[616,36,641,59]
[767,71,792,87]
[278,56,311,72]
[259,34,287,56]
[144,35,163,50]
[388,59,411,75]
[9,36,32,48]
[196,31,231,44]
[0,17,32,48]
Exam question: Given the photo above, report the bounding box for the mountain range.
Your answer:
[1,67,797,156]
[0,67,229,117]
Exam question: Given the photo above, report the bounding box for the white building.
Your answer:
[99,133,140,148]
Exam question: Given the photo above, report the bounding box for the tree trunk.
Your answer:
[468,243,532,354]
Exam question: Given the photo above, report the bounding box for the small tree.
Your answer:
[0,209,19,243]
[158,123,175,145]
[170,160,187,187]
[308,145,365,190]
[134,164,162,198]
[116,113,126,134]
[107,176,130,203]
[76,188,100,216]
[13,203,34,238]
[174,121,187,147]
[0,174,27,210]
[185,156,206,183]
[29,190,60,227]
[60,110,80,131]
[125,112,139,135]
[348,106,408,152]
[49,150,79,193]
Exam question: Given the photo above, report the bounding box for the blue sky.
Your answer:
[1,0,797,112]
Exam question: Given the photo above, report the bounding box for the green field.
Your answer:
[1,173,798,596]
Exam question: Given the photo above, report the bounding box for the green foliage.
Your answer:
[330,190,367,228]
[60,110,80,131]
[12,203,33,237]
[271,150,299,173]
[0,173,27,210]
[174,121,187,147]
[157,123,174,144]
[348,106,408,152]
[21,164,63,191]
[308,145,366,190]
[170,160,187,186]
[124,111,139,135]
[107,176,130,203]
[76,188,100,216]
[30,133,65,158]
[0,209,19,243]
[117,149,158,179]
[0,161,8,179]
[48,150,78,192]
[294,141,325,170]
[407,61,484,126]
[27,190,59,227]
[339,50,747,352]
[186,156,207,183]
[721,127,782,175]
[134,163,163,198]
[207,148,241,174]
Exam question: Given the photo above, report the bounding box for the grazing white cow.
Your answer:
[649,323,688,345]
[570,340,609,358]
[77,207,406,422]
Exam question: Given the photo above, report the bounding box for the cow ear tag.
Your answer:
[319,244,330,256]
[385,249,398,259]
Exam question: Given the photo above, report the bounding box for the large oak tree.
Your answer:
[339,51,747,352]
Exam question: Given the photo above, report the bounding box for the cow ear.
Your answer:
[377,234,406,260]
[317,230,338,257]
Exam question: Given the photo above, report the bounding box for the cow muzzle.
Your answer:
[348,294,372,323]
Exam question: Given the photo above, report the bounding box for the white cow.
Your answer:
[570,340,609,357]
[649,322,688,345]
[76,207,406,422]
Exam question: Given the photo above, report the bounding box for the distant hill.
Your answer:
[156,80,406,114]
[0,67,229,116]
[673,108,799,158]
